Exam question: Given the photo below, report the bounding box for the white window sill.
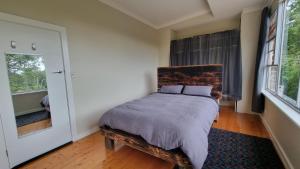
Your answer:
[262,90,300,127]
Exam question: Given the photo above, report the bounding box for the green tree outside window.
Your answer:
[6,54,47,94]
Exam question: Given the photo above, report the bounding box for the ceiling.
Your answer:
[98,0,269,30]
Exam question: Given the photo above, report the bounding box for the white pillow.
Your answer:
[159,85,183,94]
[183,85,213,96]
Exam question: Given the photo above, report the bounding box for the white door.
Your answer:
[0,19,72,167]
[0,119,9,169]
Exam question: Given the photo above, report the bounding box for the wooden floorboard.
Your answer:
[213,106,269,138]
[17,106,269,169]
[17,118,52,136]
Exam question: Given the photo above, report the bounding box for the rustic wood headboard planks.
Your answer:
[157,64,223,99]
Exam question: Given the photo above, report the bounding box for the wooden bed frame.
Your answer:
[100,65,223,169]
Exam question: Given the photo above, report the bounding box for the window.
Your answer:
[6,54,47,94]
[265,0,300,110]
[266,10,279,92]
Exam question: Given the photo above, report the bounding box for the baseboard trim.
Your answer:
[73,126,99,141]
[260,114,294,169]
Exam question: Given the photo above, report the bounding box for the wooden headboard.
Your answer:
[157,64,223,99]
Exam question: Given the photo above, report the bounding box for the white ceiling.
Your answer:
[98,0,269,30]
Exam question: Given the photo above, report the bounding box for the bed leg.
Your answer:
[105,137,115,150]
[214,112,219,123]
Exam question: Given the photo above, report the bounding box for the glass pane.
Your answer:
[268,38,276,52]
[268,10,277,40]
[267,66,278,92]
[267,51,275,65]
[5,53,52,136]
[279,0,300,103]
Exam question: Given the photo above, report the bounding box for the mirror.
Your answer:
[5,53,52,136]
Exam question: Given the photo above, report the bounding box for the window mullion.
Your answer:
[276,1,287,96]
[297,78,300,108]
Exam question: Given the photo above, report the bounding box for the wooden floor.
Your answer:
[17,118,52,136]
[213,106,269,138]
[18,106,269,169]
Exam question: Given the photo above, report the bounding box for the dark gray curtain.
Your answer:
[170,30,242,100]
[252,7,270,113]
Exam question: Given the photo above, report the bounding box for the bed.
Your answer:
[40,95,50,112]
[99,65,223,169]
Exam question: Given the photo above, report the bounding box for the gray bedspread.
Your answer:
[99,93,219,169]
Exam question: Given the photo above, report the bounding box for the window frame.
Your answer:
[264,0,300,112]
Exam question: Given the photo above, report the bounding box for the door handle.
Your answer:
[52,70,63,74]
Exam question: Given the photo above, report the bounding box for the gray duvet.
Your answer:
[99,93,219,169]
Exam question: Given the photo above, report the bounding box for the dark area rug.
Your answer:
[16,111,50,127]
[203,128,284,169]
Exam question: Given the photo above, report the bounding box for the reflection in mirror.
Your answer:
[5,53,52,136]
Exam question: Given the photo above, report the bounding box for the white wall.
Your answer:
[158,28,175,67]
[237,10,261,113]
[262,99,300,169]
[12,91,48,116]
[0,0,159,138]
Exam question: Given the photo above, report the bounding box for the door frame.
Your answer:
[0,12,78,141]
